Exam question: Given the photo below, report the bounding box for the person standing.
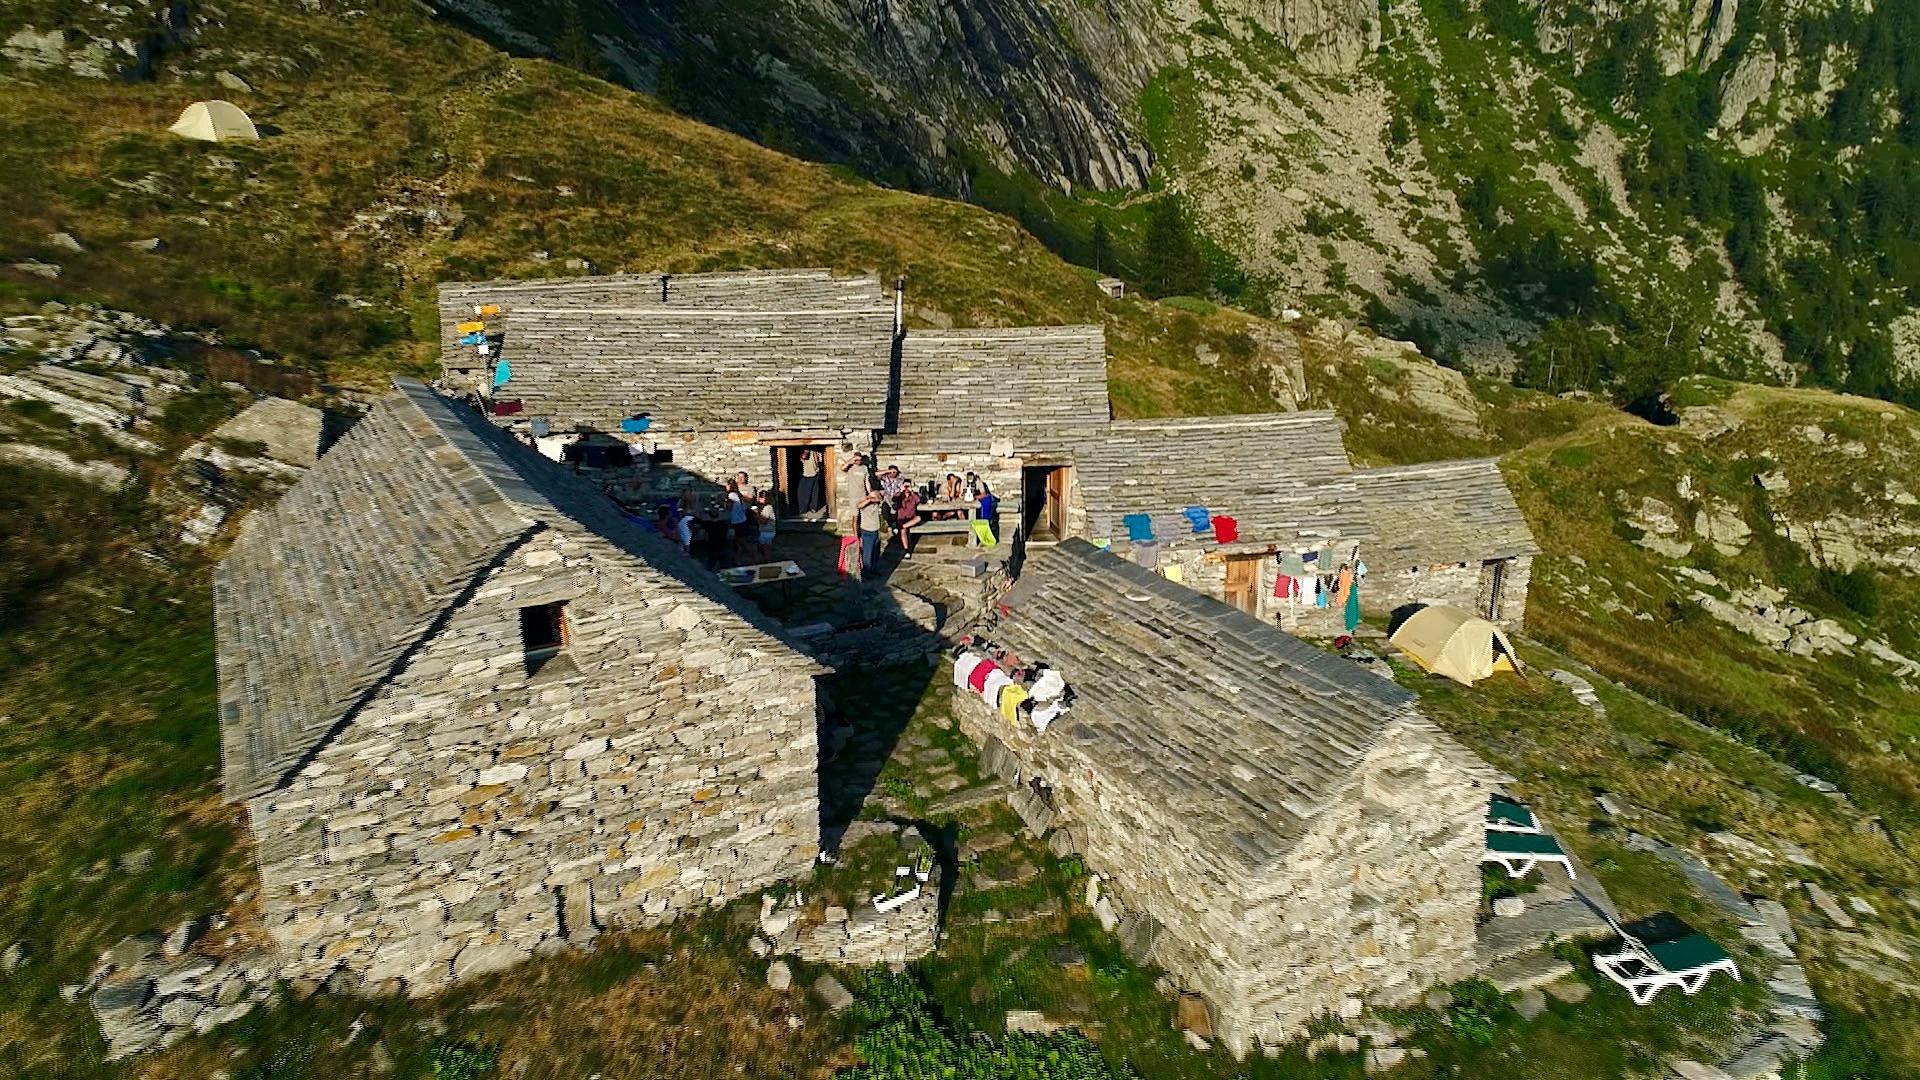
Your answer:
[725,479,751,561]
[754,491,777,561]
[856,491,885,574]
[894,483,923,559]
[797,449,824,517]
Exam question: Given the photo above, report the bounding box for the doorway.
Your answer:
[1022,465,1070,542]
[770,444,833,519]
[1224,555,1261,614]
[1482,559,1507,621]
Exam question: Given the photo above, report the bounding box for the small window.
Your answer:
[520,601,568,666]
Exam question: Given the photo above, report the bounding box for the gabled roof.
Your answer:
[496,305,896,432]
[216,378,805,801]
[996,541,1427,871]
[436,268,889,369]
[890,326,1110,450]
[1066,412,1368,548]
[1353,457,1539,565]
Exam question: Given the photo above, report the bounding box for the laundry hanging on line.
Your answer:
[1213,515,1240,544]
[1121,513,1155,543]
[1181,506,1212,534]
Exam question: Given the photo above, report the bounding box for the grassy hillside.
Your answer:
[0,0,1283,417]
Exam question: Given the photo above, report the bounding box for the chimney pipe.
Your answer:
[893,275,905,338]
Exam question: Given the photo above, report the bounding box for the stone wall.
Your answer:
[1091,546,1533,634]
[950,691,1486,1056]
[760,830,944,966]
[247,526,822,994]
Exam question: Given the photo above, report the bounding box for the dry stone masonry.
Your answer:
[949,541,1504,1056]
[217,378,822,994]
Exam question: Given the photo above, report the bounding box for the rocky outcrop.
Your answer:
[430,0,1161,193]
[1227,0,1380,73]
[1719,46,1778,131]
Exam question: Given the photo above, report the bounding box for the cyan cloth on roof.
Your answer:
[967,658,998,694]
[460,332,485,346]
[979,669,1015,710]
[1182,506,1212,533]
[1030,668,1067,703]
[620,417,652,433]
[1122,513,1155,543]
[954,653,983,691]
[1213,515,1239,544]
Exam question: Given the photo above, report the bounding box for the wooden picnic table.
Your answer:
[913,499,983,544]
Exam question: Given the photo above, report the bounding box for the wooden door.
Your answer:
[1224,556,1260,613]
[1045,467,1070,538]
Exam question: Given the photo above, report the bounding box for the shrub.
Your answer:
[429,1040,500,1080]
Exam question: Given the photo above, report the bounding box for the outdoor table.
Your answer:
[719,560,807,608]
[916,500,981,544]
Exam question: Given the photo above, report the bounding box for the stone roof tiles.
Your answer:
[436,269,889,368]
[216,378,801,801]
[996,540,1421,871]
[1066,412,1369,547]
[498,305,896,432]
[890,326,1110,449]
[1353,457,1540,565]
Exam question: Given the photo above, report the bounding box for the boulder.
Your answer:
[766,960,792,991]
[812,973,854,1014]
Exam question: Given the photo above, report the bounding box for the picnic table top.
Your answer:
[719,560,807,586]
[920,499,979,513]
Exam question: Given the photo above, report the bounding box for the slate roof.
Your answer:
[496,305,895,432]
[1352,457,1539,566]
[996,540,1424,868]
[889,326,1110,450]
[1066,413,1368,548]
[216,377,803,801]
[437,269,889,369]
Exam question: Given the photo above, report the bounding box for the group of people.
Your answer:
[649,471,779,571]
[847,454,995,572]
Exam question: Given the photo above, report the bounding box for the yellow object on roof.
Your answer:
[475,304,502,317]
[456,320,485,333]
[1389,604,1520,686]
[168,100,258,142]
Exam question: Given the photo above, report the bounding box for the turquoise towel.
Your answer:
[1122,513,1154,542]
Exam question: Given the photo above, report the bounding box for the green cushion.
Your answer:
[1645,933,1731,972]
[1486,831,1565,856]
[1488,797,1538,829]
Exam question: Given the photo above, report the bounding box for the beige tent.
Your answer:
[168,100,258,143]
[1389,604,1520,686]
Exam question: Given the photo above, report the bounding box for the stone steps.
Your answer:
[928,782,1008,816]
[1487,951,1577,994]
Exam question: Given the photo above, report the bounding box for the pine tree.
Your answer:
[1090,219,1109,274]
[1141,197,1208,298]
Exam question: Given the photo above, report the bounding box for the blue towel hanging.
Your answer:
[1181,506,1211,533]
[491,358,511,388]
[1121,513,1155,543]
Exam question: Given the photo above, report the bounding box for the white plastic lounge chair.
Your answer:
[1594,932,1740,1005]
[1483,830,1576,879]
[1487,795,1543,834]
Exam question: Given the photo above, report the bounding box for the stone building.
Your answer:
[954,541,1501,1055]
[1056,412,1371,629]
[216,378,822,993]
[1353,457,1538,626]
[886,325,1112,541]
[434,268,1539,622]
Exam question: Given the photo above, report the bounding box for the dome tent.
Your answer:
[1388,604,1520,686]
[168,100,258,142]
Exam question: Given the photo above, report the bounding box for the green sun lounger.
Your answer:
[1482,829,1575,879]
[1487,795,1542,834]
[1595,932,1739,1005]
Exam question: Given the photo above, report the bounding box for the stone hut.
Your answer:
[884,325,1111,542]
[954,541,1500,1055]
[1058,412,1372,627]
[216,378,822,993]
[441,269,897,529]
[1353,457,1538,627]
